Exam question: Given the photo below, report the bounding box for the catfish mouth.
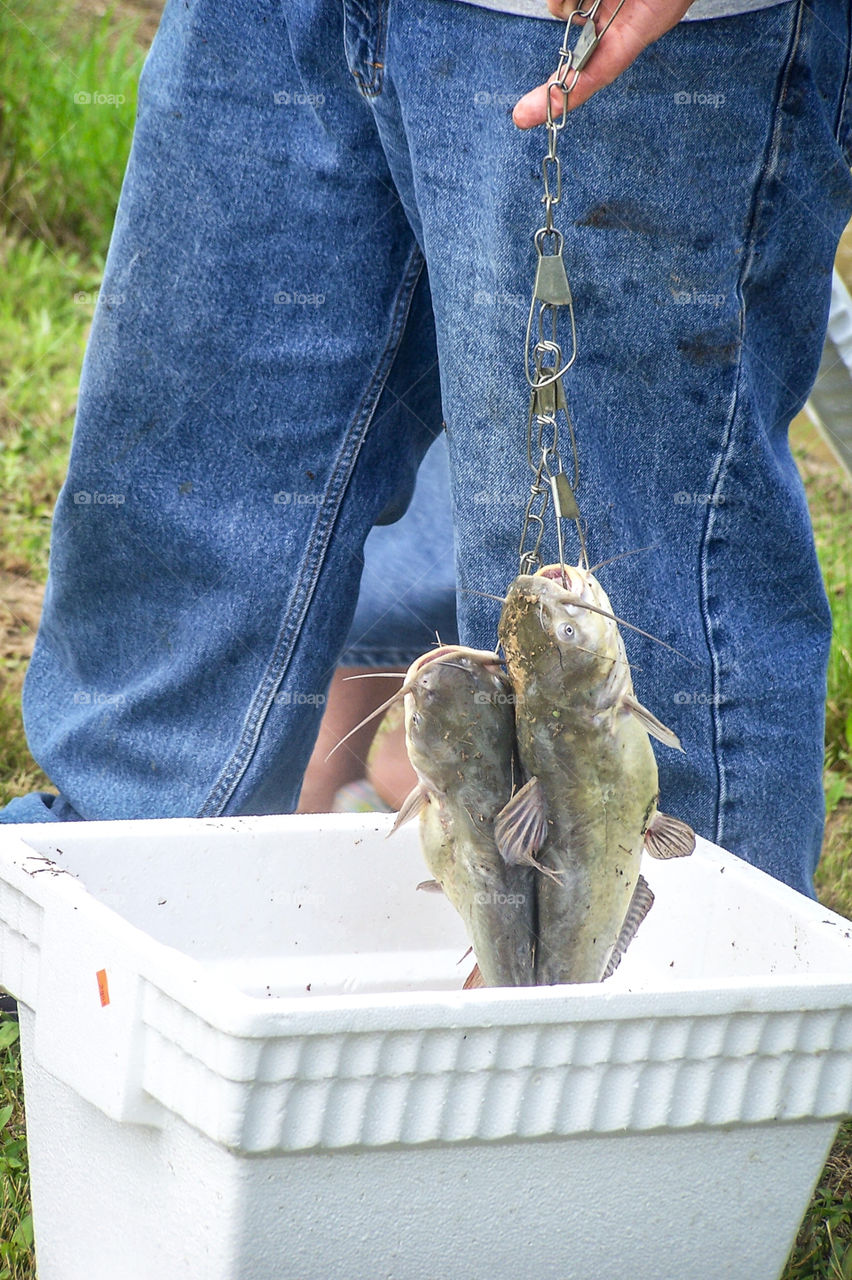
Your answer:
[408,644,504,679]
[536,564,567,581]
[535,562,588,598]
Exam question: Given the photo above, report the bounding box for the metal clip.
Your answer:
[552,469,580,521]
[524,236,577,388]
[571,19,599,71]
[529,372,568,420]
[533,246,573,308]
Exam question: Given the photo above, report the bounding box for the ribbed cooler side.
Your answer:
[0,876,42,1011]
[139,990,852,1153]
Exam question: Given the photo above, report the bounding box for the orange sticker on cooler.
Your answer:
[96,969,110,1007]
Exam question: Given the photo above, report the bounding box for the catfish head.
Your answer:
[499,563,628,703]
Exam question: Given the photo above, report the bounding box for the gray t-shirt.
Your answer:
[453,0,788,22]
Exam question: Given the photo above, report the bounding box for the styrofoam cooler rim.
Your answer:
[3,814,852,1156]
[2,813,852,1035]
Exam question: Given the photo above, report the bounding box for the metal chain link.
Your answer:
[518,0,626,577]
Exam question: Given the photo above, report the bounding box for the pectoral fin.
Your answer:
[623,695,684,752]
[495,778,561,881]
[644,811,696,859]
[388,783,429,836]
[416,879,443,893]
[602,875,655,980]
[463,963,485,990]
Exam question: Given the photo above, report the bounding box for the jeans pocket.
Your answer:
[834,3,852,167]
[342,0,390,98]
[793,0,852,173]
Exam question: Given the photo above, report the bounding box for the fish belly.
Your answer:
[419,802,536,986]
[535,829,642,984]
[520,719,653,985]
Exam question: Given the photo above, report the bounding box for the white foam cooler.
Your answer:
[1,814,851,1280]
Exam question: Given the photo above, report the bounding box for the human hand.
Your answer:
[512,0,695,129]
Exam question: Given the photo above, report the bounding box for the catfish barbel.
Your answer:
[496,563,695,985]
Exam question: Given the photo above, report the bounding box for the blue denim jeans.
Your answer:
[5,0,851,899]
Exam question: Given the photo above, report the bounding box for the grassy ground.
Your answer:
[0,0,147,820]
[0,5,148,1274]
[0,1020,30,1279]
[1,1,852,1276]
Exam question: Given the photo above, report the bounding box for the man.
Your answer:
[3,0,849,900]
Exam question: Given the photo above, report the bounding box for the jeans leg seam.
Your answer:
[696,0,804,847]
[198,242,426,817]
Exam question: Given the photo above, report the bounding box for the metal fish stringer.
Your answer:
[516,0,626,578]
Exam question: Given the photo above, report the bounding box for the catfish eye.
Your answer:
[411,711,422,727]
[556,622,575,641]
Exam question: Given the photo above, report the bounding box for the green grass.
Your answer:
[1,0,852,1275]
[0,235,99,578]
[781,434,852,1280]
[0,1017,32,1280]
[783,1141,852,1280]
[0,0,145,811]
[805,438,852,924]
[783,1117,852,1280]
[0,8,144,1269]
[0,4,143,254]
